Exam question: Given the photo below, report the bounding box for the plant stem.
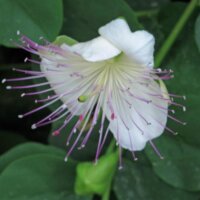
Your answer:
[100,140,117,200]
[102,184,111,200]
[155,0,198,67]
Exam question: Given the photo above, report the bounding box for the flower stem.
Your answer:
[100,140,117,200]
[102,184,111,200]
[155,0,198,67]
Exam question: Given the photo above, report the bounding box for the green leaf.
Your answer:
[157,3,200,147]
[145,135,200,191]
[195,14,200,52]
[139,15,164,51]
[75,152,118,195]
[7,193,90,200]
[0,142,65,173]
[0,154,91,200]
[157,2,187,37]
[61,0,142,41]
[114,159,200,200]
[0,0,63,47]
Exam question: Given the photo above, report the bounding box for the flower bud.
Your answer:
[75,152,118,195]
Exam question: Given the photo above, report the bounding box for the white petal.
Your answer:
[109,117,148,151]
[129,81,168,140]
[99,18,155,67]
[98,18,131,51]
[127,31,155,67]
[69,36,121,62]
[103,94,148,151]
[104,101,148,151]
[40,55,98,116]
[104,80,168,151]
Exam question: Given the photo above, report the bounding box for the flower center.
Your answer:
[102,53,123,66]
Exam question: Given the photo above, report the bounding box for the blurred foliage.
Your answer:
[0,0,200,200]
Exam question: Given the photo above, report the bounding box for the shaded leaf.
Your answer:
[114,159,200,200]
[195,14,200,52]
[0,154,91,200]
[61,0,142,42]
[158,3,200,147]
[0,0,63,47]
[146,135,200,191]
[0,142,65,173]
[125,0,169,10]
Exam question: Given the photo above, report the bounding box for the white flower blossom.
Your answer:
[3,19,186,164]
